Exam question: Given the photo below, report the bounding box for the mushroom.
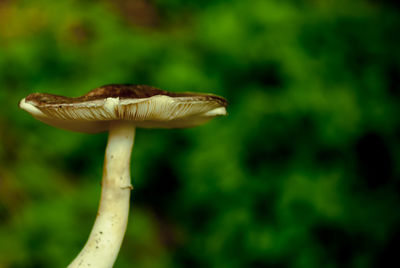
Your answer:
[19,84,227,268]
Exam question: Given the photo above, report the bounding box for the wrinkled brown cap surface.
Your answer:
[19,84,228,133]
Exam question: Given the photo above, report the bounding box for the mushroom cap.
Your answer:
[19,84,228,133]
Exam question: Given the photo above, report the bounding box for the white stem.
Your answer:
[68,122,135,268]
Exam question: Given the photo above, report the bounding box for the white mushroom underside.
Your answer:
[19,95,227,133]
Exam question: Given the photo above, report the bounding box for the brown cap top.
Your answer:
[19,84,228,133]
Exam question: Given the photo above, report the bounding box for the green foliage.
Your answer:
[1,0,400,267]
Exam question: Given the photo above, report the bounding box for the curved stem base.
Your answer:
[68,122,135,268]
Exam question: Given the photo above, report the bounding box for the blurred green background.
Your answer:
[1,0,400,267]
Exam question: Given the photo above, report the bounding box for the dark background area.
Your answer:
[0,0,400,267]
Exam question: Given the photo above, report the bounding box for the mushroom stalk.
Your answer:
[68,122,135,268]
